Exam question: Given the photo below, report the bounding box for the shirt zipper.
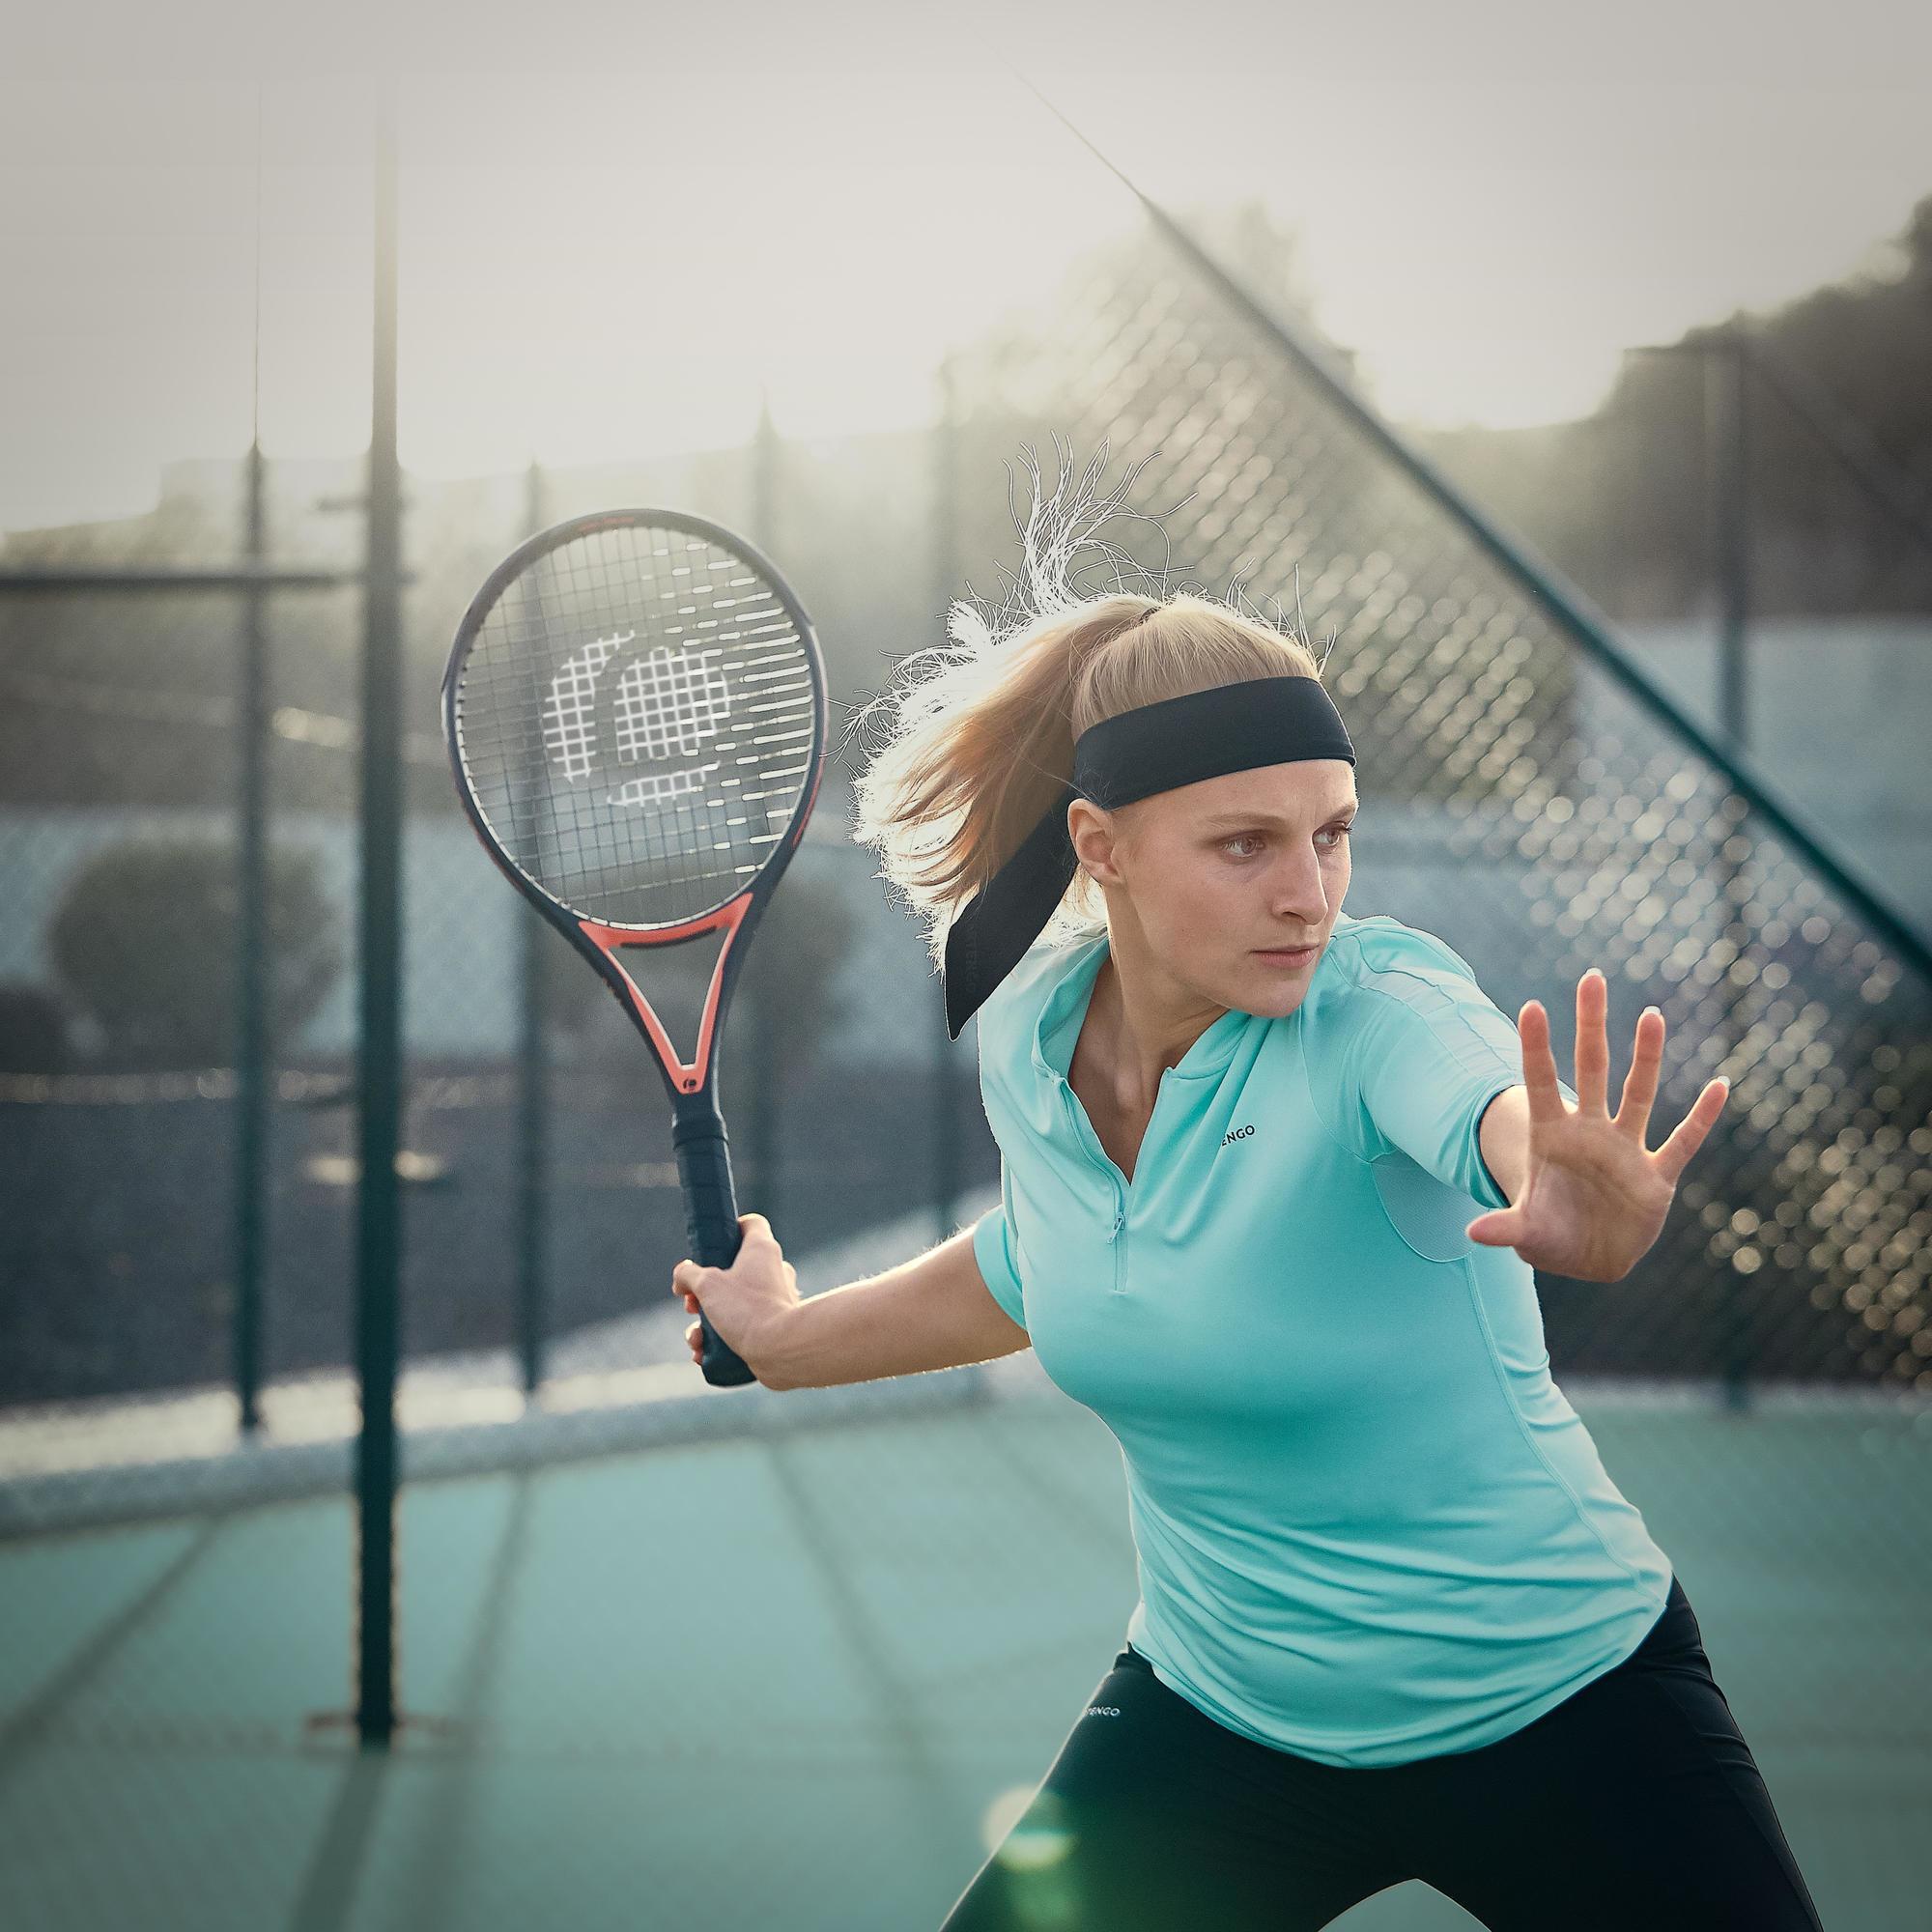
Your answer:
[1058,1070,1166,1297]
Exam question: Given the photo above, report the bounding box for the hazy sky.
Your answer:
[3,0,1927,535]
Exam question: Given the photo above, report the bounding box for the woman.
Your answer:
[669,517,1826,1929]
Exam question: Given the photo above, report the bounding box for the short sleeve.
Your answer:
[970,1170,1028,1330]
[1339,925,1579,1211]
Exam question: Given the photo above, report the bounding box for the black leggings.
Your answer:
[940,1576,1825,1931]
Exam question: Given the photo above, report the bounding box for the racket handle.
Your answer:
[671,1110,758,1387]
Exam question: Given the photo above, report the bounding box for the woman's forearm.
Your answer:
[758,1224,1031,1390]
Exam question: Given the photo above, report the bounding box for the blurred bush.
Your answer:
[48,837,343,1069]
[740,867,855,1071]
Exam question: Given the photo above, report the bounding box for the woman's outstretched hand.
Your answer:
[1465,969,1730,1282]
[670,1211,801,1377]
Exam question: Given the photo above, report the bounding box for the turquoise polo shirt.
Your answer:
[969,908,1672,1769]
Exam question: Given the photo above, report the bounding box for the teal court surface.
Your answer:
[3,1380,1928,1931]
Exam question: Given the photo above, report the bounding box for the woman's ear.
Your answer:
[1068,801,1125,890]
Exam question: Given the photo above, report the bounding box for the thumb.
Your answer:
[1465,1211,1516,1247]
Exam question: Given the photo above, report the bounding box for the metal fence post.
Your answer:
[747,395,781,1233]
[932,355,962,1247]
[355,86,405,1747]
[1706,324,1755,1415]
[515,458,550,1398]
[234,436,270,1433]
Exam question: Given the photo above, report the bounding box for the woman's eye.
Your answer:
[1221,827,1351,858]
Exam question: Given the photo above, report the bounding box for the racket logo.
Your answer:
[542,626,731,807]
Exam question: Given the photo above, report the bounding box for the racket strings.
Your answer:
[452,524,817,927]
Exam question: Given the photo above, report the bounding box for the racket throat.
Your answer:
[581,898,748,1094]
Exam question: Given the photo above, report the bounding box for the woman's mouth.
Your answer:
[1254,942,1320,968]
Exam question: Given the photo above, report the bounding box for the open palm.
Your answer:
[1465,969,1731,1282]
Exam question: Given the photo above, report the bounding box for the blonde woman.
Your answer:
[669,462,1824,1931]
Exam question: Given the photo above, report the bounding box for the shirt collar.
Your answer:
[1030,930,1250,1085]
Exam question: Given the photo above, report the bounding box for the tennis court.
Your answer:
[5,52,1931,1932]
[4,1359,1926,1931]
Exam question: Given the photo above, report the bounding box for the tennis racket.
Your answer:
[440,507,828,1386]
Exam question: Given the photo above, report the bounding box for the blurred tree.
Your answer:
[1514,188,1932,618]
[48,836,342,1069]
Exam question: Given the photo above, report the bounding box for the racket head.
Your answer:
[440,506,828,1101]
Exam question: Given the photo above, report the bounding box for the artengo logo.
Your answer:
[1084,1706,1122,1718]
[1221,1123,1255,1149]
[542,626,731,810]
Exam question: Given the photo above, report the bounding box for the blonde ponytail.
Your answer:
[847,442,1332,970]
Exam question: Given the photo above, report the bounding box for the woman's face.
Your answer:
[1074,759,1358,1018]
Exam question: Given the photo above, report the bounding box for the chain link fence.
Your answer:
[1,157,1927,1932]
[945,223,1932,1401]
[0,432,1002,1531]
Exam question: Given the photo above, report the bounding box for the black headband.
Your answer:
[941,675,1355,1039]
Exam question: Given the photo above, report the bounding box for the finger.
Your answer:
[1615,1006,1665,1142]
[1652,1077,1730,1186]
[740,1212,774,1241]
[1517,998,1568,1125]
[1574,968,1608,1116]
